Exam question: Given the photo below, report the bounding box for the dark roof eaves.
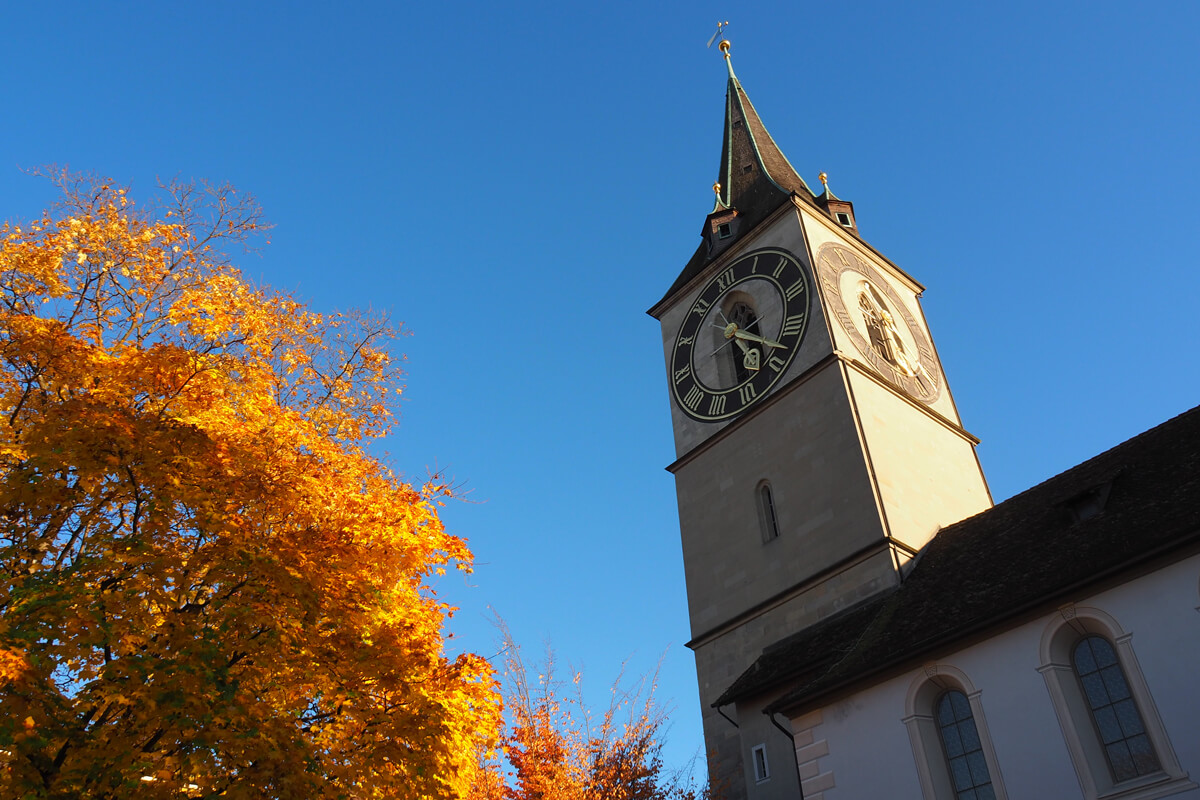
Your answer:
[762,523,1200,716]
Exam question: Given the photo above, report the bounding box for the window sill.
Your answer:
[1096,772,1197,800]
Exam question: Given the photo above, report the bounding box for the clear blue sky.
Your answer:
[4,1,1198,778]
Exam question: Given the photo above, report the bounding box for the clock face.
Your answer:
[670,248,811,422]
[815,242,941,404]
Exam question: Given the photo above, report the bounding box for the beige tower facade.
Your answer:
[648,44,991,800]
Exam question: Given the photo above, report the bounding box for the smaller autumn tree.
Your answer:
[0,172,500,798]
[470,622,714,800]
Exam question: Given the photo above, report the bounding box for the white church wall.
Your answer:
[788,553,1200,800]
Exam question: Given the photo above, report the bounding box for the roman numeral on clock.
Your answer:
[708,395,726,416]
[673,365,691,384]
[785,280,806,301]
[738,383,757,405]
[683,386,704,410]
[772,257,788,278]
[767,354,786,373]
[692,298,710,317]
[716,268,736,292]
[781,314,805,337]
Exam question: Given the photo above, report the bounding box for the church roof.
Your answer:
[715,403,1200,714]
[657,46,819,305]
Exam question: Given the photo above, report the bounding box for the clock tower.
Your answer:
[648,41,991,799]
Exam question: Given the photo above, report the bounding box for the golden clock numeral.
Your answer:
[683,386,704,410]
[772,257,788,278]
[708,395,726,416]
[716,268,736,292]
[785,280,806,301]
[781,314,805,337]
[677,334,694,347]
[767,354,786,373]
[673,365,691,384]
[692,298,711,317]
[738,383,757,405]
[835,247,850,266]
[750,255,759,273]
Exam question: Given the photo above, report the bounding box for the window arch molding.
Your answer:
[902,664,1009,800]
[1037,605,1194,800]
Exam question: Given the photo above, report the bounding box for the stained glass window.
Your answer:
[936,690,996,800]
[1072,636,1161,782]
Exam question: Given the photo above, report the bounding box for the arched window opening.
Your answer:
[1072,636,1161,782]
[727,300,764,384]
[903,666,1009,800]
[934,690,996,800]
[1037,605,1190,799]
[758,482,780,542]
[858,281,917,377]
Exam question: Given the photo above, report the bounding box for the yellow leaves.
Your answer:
[0,174,495,798]
[0,646,30,684]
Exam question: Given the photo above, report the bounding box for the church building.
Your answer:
[648,39,1200,800]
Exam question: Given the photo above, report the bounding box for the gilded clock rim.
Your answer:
[815,241,941,404]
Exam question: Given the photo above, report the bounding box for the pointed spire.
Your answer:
[713,39,814,215]
[654,38,822,306]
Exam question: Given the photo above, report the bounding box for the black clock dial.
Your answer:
[670,248,811,422]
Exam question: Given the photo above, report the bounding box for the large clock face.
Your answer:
[670,248,811,422]
[815,242,941,404]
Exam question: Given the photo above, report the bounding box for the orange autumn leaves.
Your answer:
[0,174,499,798]
[469,625,712,800]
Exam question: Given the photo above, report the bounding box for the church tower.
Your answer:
[647,41,992,799]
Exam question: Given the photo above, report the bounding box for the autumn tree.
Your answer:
[0,172,500,798]
[470,623,713,800]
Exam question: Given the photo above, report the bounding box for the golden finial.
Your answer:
[819,172,829,189]
[713,181,722,196]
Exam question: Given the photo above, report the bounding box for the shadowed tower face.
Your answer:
[647,40,990,800]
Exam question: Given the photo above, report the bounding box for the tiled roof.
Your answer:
[714,404,1200,713]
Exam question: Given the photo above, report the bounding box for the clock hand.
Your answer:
[731,329,786,349]
[708,338,736,358]
[709,337,751,358]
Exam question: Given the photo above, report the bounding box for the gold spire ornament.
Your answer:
[713,182,722,196]
[819,172,829,189]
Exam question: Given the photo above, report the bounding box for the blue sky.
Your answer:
[4,1,1199,779]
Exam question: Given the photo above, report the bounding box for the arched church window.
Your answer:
[727,301,764,384]
[903,666,1009,800]
[857,281,916,376]
[934,690,996,800]
[1037,605,1189,799]
[758,482,780,542]
[1071,636,1161,782]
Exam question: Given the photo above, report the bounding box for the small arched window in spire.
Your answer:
[758,481,780,542]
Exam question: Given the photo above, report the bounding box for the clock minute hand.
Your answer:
[731,329,786,349]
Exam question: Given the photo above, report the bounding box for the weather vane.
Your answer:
[706,21,730,48]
